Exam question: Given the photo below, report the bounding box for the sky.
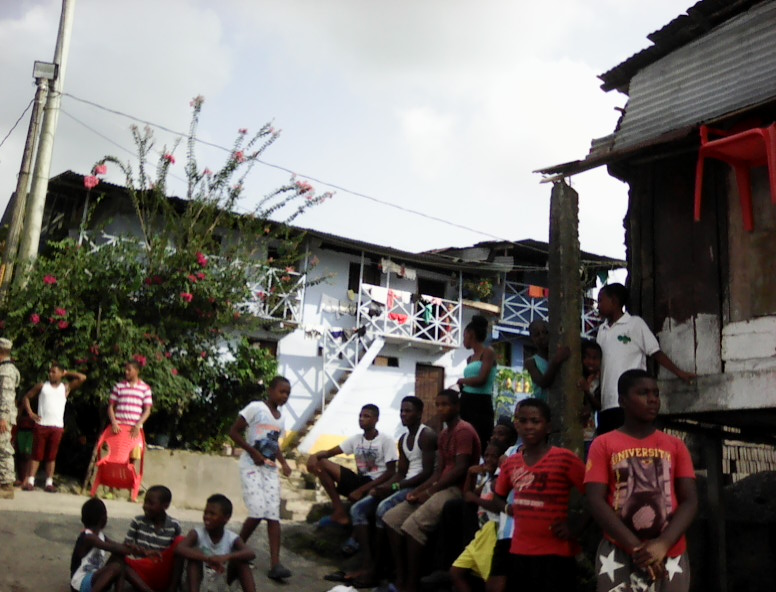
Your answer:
[0,0,692,259]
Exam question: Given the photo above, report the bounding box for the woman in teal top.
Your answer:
[525,319,570,403]
[456,314,497,447]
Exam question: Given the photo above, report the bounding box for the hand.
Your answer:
[553,345,571,363]
[205,556,227,574]
[0,420,7,434]
[348,489,365,503]
[111,422,121,435]
[550,521,572,540]
[468,465,486,476]
[463,491,480,504]
[456,378,465,387]
[31,413,41,424]
[406,488,425,504]
[632,539,670,571]
[249,450,266,466]
[281,462,292,477]
[678,370,697,385]
[373,485,390,498]
[130,424,142,439]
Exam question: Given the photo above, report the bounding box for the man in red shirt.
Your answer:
[585,369,697,591]
[383,389,481,592]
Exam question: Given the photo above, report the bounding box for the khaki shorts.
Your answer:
[382,485,461,545]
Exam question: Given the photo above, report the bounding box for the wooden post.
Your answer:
[548,180,583,455]
[702,432,727,592]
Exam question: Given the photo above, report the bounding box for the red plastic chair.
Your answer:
[90,424,145,502]
[694,123,776,231]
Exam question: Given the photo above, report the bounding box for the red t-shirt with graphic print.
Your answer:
[584,429,696,557]
[494,446,585,556]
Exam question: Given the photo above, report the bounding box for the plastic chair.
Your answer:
[694,123,776,231]
[90,424,145,502]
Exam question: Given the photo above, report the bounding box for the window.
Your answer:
[417,277,446,298]
[348,261,380,292]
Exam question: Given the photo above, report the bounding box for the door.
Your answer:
[415,364,445,424]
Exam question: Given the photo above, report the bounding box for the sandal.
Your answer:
[341,536,360,556]
[324,570,348,583]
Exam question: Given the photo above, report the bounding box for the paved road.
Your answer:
[0,491,338,592]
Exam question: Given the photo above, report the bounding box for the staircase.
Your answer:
[279,458,318,521]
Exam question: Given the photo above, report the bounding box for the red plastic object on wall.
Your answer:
[90,424,145,502]
[694,123,776,231]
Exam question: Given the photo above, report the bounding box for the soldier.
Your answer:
[0,337,21,499]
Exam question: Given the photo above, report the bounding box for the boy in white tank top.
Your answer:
[22,362,86,491]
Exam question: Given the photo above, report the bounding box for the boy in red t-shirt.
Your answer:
[585,369,697,592]
[493,398,586,592]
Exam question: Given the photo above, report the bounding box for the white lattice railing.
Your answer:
[356,283,461,347]
[78,231,305,325]
[501,281,600,339]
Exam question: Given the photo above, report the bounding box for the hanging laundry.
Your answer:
[380,258,417,280]
[369,286,388,305]
[424,304,433,323]
[368,302,384,318]
[528,285,549,299]
[389,313,409,324]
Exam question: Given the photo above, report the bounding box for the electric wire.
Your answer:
[0,99,34,152]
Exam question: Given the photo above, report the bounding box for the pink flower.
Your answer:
[180,292,193,303]
[54,307,67,317]
[234,151,245,163]
[132,354,147,367]
[232,183,243,193]
[83,175,99,190]
[295,180,313,194]
[190,95,205,108]
[196,252,208,267]
[30,313,40,325]
[257,291,266,301]
[144,277,152,285]
[171,368,178,376]
[203,168,212,176]
[187,274,198,283]
[285,266,295,273]
[75,358,87,366]
[196,272,206,281]
[200,351,207,359]
[281,275,291,282]
[163,153,176,164]
[93,164,108,176]
[57,320,69,330]
[165,351,172,359]
[238,128,248,135]
[43,275,57,285]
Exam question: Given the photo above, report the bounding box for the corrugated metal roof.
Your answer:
[612,0,776,152]
[599,0,767,93]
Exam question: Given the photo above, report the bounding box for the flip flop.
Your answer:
[316,515,350,530]
[351,576,380,589]
[341,536,360,556]
[323,570,349,582]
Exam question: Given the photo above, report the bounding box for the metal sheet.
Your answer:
[613,1,776,151]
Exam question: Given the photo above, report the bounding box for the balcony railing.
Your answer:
[356,283,461,347]
[500,281,600,339]
[78,231,305,325]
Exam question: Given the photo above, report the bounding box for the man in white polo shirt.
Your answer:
[108,360,153,458]
[596,283,695,434]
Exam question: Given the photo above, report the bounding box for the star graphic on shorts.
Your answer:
[599,549,625,583]
[665,556,683,581]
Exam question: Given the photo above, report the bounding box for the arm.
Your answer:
[578,375,602,411]
[652,351,697,383]
[130,404,152,440]
[457,348,496,388]
[425,453,472,497]
[275,446,292,478]
[64,371,87,395]
[86,533,140,556]
[23,384,43,422]
[107,398,121,434]
[175,530,208,562]
[373,438,406,497]
[586,482,643,552]
[350,461,396,502]
[526,347,571,389]
[402,429,438,490]
[479,492,507,515]
[229,415,267,467]
[462,465,487,503]
[406,449,443,502]
[632,478,698,570]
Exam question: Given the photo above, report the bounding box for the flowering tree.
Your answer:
[1,97,331,453]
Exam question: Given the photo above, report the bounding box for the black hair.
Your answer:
[401,395,424,413]
[437,388,460,405]
[125,360,141,372]
[528,319,548,333]
[269,376,290,389]
[617,369,654,398]
[599,283,629,308]
[146,485,172,505]
[81,497,107,529]
[362,403,380,416]
[581,339,602,356]
[50,361,65,371]
[206,493,233,518]
[494,415,518,444]
[465,314,488,343]
[516,397,552,422]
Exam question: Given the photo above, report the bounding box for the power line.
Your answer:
[0,99,34,152]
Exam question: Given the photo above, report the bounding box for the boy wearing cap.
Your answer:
[0,337,21,499]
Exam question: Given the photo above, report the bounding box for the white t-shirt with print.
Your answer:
[339,432,398,480]
[239,401,284,470]
[596,312,660,411]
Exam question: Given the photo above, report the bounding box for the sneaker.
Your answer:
[0,484,14,499]
[21,482,35,491]
[44,484,57,493]
[267,564,292,580]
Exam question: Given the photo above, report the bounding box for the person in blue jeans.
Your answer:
[344,396,437,588]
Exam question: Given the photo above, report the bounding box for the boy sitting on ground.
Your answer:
[70,497,149,592]
[176,494,256,592]
[122,485,184,592]
[306,404,398,527]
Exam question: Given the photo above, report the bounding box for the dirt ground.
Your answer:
[0,489,342,592]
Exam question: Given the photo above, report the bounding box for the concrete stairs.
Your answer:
[279,458,318,521]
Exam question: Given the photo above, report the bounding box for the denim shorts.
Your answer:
[349,488,411,527]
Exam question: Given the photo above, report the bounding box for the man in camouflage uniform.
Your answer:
[0,337,21,499]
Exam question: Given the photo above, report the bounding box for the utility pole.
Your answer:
[17,0,77,264]
[0,67,53,293]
